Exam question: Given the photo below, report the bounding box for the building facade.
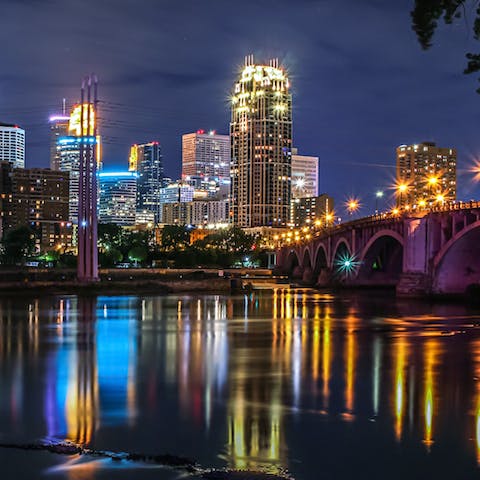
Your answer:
[291,194,334,227]
[0,123,25,169]
[230,56,292,228]
[99,172,137,225]
[396,142,457,206]
[0,164,72,251]
[291,148,319,199]
[182,130,230,199]
[129,142,165,222]
[162,199,229,226]
[49,115,70,170]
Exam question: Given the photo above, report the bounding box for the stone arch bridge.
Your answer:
[276,203,480,296]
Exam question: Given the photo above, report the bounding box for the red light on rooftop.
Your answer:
[197,129,205,134]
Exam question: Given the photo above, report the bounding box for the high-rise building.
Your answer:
[0,122,25,169]
[291,194,334,228]
[230,56,292,228]
[58,136,97,223]
[291,148,319,199]
[49,115,70,170]
[396,142,457,206]
[57,104,101,223]
[162,199,229,226]
[129,142,165,221]
[99,172,137,225]
[0,161,13,239]
[0,165,72,251]
[182,130,230,198]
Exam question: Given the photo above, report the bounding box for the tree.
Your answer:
[411,1,480,91]
[161,225,190,250]
[1,225,35,265]
[128,245,148,264]
[98,223,125,252]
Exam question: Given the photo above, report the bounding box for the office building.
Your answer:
[99,172,137,225]
[0,162,13,239]
[182,130,230,198]
[230,56,292,227]
[56,104,101,223]
[129,142,165,221]
[291,194,334,227]
[49,115,70,170]
[291,148,319,198]
[162,199,229,226]
[396,142,457,206]
[0,165,72,251]
[0,122,25,169]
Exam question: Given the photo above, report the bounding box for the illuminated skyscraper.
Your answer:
[99,172,137,225]
[230,56,292,228]
[129,142,165,221]
[0,122,25,168]
[396,142,457,206]
[49,115,70,170]
[182,130,230,198]
[58,104,101,223]
[291,148,319,199]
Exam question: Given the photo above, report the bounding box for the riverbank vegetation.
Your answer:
[0,224,269,269]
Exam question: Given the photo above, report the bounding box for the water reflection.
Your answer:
[1,290,480,478]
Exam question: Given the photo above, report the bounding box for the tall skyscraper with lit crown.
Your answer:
[230,56,292,228]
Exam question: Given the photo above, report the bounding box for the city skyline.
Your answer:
[2,1,480,212]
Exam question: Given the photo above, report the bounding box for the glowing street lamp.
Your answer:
[346,198,360,217]
[375,190,384,213]
[436,194,445,205]
[427,176,439,201]
[396,183,408,207]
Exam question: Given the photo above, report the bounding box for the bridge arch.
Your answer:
[302,248,312,270]
[356,230,404,285]
[332,237,352,269]
[332,238,352,278]
[313,243,328,274]
[284,250,300,277]
[433,220,480,294]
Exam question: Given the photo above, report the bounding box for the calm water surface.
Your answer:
[1,290,480,479]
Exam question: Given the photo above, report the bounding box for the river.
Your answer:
[1,289,480,479]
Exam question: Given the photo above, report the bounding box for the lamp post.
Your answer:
[375,190,384,214]
[427,176,438,203]
[397,183,408,208]
[346,198,359,218]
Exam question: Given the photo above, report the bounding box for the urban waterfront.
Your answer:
[1,290,480,479]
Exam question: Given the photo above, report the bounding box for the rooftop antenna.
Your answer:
[62,98,66,116]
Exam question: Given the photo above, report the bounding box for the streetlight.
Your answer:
[396,183,408,207]
[427,176,438,202]
[346,197,360,217]
[375,190,384,213]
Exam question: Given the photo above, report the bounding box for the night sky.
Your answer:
[1,0,480,214]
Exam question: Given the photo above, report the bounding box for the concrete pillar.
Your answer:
[397,217,430,296]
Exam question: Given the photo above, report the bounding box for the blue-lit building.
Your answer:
[129,142,165,223]
[58,136,98,224]
[99,171,137,225]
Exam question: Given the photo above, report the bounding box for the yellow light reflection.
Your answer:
[393,338,407,441]
[423,339,438,449]
[322,307,331,410]
[344,313,357,418]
